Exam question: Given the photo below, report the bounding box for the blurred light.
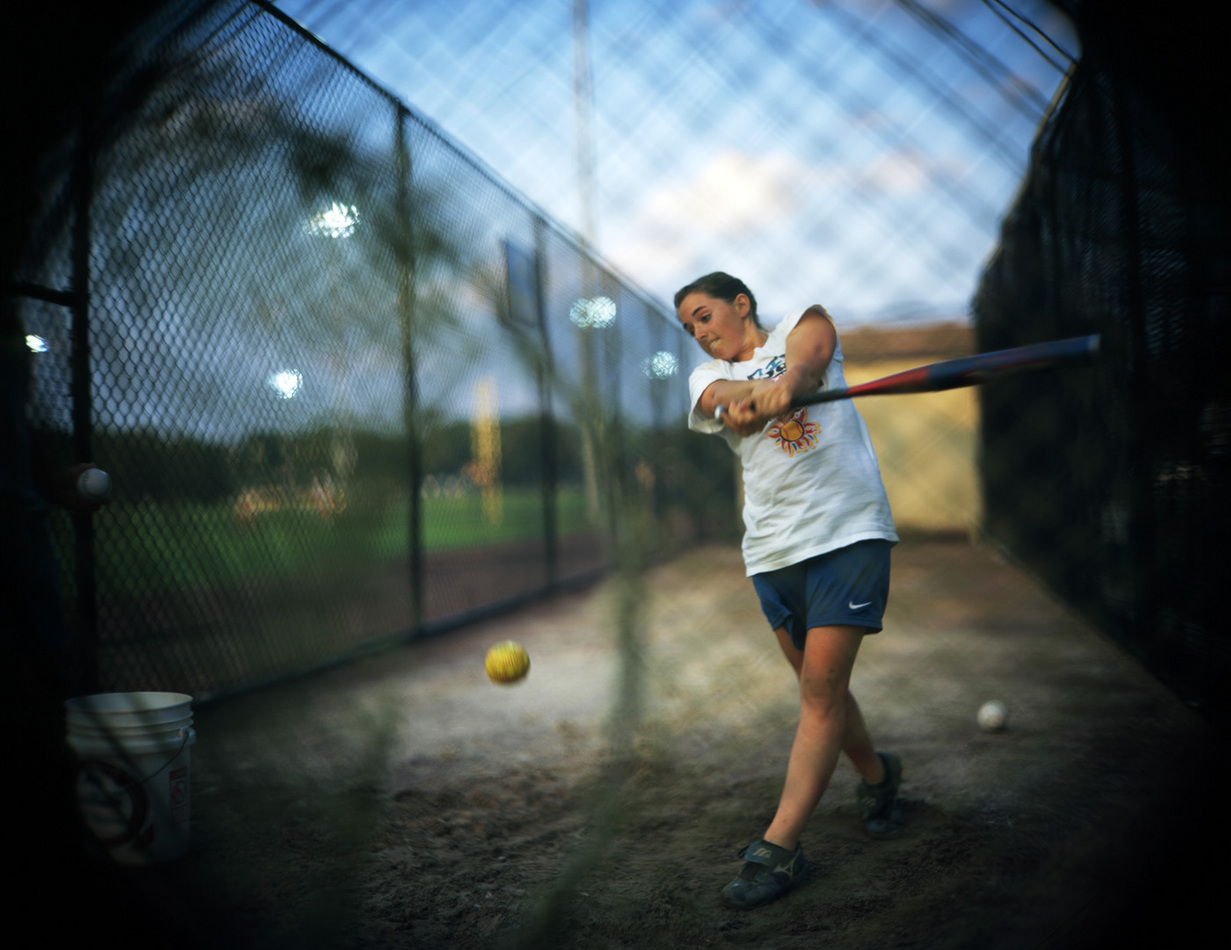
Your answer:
[307,202,360,239]
[568,295,617,329]
[590,296,616,327]
[25,334,49,353]
[269,369,303,399]
[643,350,679,379]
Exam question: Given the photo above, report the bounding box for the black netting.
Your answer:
[975,56,1231,726]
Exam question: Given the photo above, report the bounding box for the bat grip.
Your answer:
[790,388,845,408]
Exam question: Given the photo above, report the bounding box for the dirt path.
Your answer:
[151,540,1224,947]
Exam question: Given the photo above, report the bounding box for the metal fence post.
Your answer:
[1110,67,1157,662]
[531,216,558,588]
[396,106,423,637]
[70,104,99,692]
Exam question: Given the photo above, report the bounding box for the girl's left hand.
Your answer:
[723,379,790,435]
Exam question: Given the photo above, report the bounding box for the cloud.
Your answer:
[605,147,877,287]
[602,144,971,314]
[636,148,823,237]
[857,151,932,194]
[602,148,828,291]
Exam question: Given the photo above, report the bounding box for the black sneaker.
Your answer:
[720,839,809,909]
[856,751,905,839]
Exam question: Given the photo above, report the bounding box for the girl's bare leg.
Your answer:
[765,625,882,850]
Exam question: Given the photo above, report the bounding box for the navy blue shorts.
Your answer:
[751,540,893,651]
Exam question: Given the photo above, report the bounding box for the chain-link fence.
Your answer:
[14,0,736,700]
[974,50,1231,727]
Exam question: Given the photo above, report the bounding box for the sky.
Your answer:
[274,0,1078,326]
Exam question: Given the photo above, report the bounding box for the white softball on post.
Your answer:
[77,468,112,504]
[977,700,1008,732]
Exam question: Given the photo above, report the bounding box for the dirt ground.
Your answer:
[97,539,1227,948]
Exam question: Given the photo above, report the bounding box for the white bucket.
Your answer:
[65,691,196,865]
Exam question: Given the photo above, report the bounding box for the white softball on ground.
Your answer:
[977,700,1008,732]
[77,468,112,503]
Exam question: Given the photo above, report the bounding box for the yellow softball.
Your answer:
[485,640,530,684]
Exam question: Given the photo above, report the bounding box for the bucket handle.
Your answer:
[74,726,193,784]
[144,727,193,781]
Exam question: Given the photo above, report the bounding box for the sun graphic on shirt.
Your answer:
[768,408,822,457]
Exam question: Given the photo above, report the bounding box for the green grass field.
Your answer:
[91,486,597,599]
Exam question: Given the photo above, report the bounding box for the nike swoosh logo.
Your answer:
[849,601,872,610]
[774,856,801,878]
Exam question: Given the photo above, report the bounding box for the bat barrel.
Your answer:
[790,333,1101,408]
[951,333,1099,374]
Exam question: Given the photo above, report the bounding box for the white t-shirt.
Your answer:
[687,306,898,576]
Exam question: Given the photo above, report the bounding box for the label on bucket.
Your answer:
[170,766,190,824]
[77,759,150,846]
[71,728,195,864]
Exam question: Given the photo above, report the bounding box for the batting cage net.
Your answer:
[974,28,1231,727]
[12,1,1231,945]
[15,0,735,700]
